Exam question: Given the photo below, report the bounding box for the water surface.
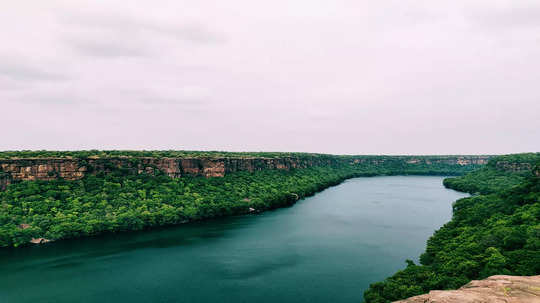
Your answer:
[0,176,468,303]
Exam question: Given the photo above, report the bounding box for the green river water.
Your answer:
[0,176,468,303]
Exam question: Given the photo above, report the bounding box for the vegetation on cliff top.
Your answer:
[0,150,490,160]
[0,150,336,159]
[363,153,540,303]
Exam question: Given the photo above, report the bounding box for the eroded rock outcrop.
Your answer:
[395,275,540,303]
[0,156,340,189]
[0,155,492,190]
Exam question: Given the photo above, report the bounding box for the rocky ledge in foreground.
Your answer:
[395,275,540,303]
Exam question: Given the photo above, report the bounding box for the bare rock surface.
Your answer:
[30,238,51,244]
[395,275,540,303]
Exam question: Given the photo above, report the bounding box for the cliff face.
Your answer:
[395,275,540,303]
[0,156,338,189]
[0,155,490,190]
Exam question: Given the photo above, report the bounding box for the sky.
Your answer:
[1,0,539,155]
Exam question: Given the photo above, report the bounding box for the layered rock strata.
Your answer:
[0,155,491,190]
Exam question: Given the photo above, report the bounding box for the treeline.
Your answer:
[353,160,483,176]
[0,150,489,163]
[0,150,333,160]
[363,153,540,303]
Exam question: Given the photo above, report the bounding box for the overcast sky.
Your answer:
[1,0,539,154]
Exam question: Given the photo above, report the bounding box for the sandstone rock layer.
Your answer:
[0,155,491,190]
[395,275,540,303]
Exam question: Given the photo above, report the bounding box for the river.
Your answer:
[0,176,468,303]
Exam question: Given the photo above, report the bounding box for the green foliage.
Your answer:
[353,158,483,176]
[443,167,528,195]
[364,155,540,303]
[363,262,445,303]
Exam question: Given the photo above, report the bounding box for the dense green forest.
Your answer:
[0,166,352,247]
[364,153,540,302]
[0,154,482,248]
[349,158,484,176]
[442,166,527,194]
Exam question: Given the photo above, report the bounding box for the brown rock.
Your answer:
[30,238,51,244]
[395,275,540,303]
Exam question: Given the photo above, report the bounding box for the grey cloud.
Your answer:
[60,12,226,45]
[122,87,213,108]
[138,97,208,106]
[467,4,540,29]
[60,12,225,58]
[0,60,67,82]
[149,24,226,44]
[24,96,83,105]
[66,38,151,58]
[5,89,88,106]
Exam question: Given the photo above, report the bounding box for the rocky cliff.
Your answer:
[395,275,540,303]
[0,156,338,189]
[0,155,491,190]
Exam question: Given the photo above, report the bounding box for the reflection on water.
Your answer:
[0,176,468,303]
